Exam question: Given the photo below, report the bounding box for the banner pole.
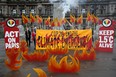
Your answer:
[93,23,96,43]
[78,24,81,30]
[88,21,90,28]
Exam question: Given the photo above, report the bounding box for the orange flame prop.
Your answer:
[47,46,68,55]
[33,68,47,77]
[48,55,80,73]
[27,73,31,77]
[70,14,76,23]
[19,40,28,53]
[22,51,49,62]
[30,13,36,23]
[77,14,83,24]
[22,14,29,24]
[5,48,22,71]
[27,68,47,77]
[94,40,99,51]
[74,48,96,61]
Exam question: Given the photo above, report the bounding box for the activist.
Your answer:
[25,27,31,47]
[31,28,36,49]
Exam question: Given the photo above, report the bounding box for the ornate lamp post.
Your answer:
[12,9,17,17]
[30,9,35,14]
[22,9,26,14]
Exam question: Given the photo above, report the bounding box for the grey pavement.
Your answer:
[0,38,116,77]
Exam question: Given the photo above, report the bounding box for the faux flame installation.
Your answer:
[48,55,80,73]
[5,48,22,70]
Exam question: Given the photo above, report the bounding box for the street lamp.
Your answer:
[22,9,26,14]
[82,9,86,14]
[12,9,17,16]
[30,9,35,14]
[13,9,16,14]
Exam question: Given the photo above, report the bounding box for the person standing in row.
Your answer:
[25,27,31,47]
[31,28,36,49]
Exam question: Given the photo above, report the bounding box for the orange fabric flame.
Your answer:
[74,48,96,61]
[22,14,29,24]
[19,40,28,53]
[94,40,99,51]
[48,55,80,73]
[27,68,47,77]
[5,48,22,71]
[47,46,68,55]
[30,13,36,23]
[45,16,51,26]
[36,15,43,24]
[22,51,49,62]
[33,68,47,77]
[61,18,66,24]
[70,14,76,23]
[77,14,83,24]
[86,12,91,22]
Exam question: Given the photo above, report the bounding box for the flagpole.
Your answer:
[42,21,43,29]
[43,25,45,30]
[93,23,96,43]
[72,23,74,30]
[25,23,27,28]
[66,20,74,29]
[78,24,81,30]
[88,21,90,28]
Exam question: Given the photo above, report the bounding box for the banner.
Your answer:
[4,18,19,50]
[36,29,92,50]
[97,18,115,52]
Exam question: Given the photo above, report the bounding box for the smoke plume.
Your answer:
[49,0,79,18]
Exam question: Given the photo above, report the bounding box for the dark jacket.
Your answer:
[25,30,31,39]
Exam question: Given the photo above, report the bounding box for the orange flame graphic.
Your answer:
[5,48,22,70]
[93,40,99,51]
[48,55,80,73]
[47,46,68,55]
[22,51,49,62]
[27,68,47,77]
[74,47,96,61]
[20,40,28,53]
[33,68,47,77]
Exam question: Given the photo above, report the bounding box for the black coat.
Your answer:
[25,30,31,40]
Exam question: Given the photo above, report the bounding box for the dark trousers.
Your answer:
[33,38,36,48]
[26,38,31,47]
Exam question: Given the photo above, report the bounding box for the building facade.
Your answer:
[0,0,116,38]
[0,0,54,21]
[0,0,116,21]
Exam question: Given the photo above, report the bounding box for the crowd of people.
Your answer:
[25,26,36,49]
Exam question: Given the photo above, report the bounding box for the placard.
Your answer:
[97,18,115,52]
[4,18,19,50]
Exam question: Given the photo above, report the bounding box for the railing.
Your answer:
[6,0,38,4]
[0,13,114,19]
[0,14,53,18]
[6,0,49,3]
[0,0,115,4]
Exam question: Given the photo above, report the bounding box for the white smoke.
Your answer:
[49,0,79,18]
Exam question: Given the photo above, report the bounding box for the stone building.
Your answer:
[0,0,116,38]
[0,0,116,21]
